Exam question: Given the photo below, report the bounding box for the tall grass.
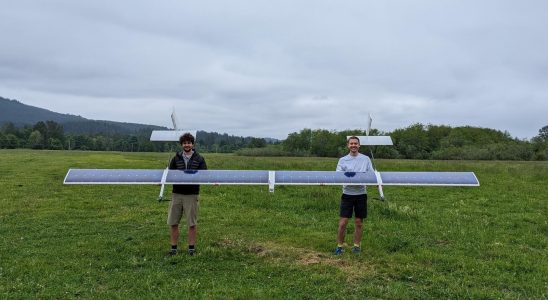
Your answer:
[0,150,546,298]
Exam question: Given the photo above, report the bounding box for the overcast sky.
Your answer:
[1,0,547,139]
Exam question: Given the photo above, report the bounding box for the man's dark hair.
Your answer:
[179,133,195,145]
[347,136,360,143]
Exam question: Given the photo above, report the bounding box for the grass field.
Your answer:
[0,149,546,299]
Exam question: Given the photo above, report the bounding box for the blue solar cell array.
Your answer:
[64,169,479,186]
[64,169,164,184]
[275,171,378,185]
[379,172,479,186]
[165,170,269,184]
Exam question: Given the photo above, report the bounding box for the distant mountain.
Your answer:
[0,97,167,135]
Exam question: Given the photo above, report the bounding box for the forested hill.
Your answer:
[0,97,279,152]
[0,97,166,134]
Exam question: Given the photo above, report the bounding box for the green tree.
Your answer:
[310,129,340,157]
[28,130,44,149]
[4,134,19,149]
[128,136,139,152]
[32,121,48,148]
[392,123,431,159]
[48,138,64,150]
[45,121,64,148]
[73,135,92,150]
[1,122,17,135]
[248,138,267,148]
[283,128,312,153]
[531,126,548,160]
[537,125,548,140]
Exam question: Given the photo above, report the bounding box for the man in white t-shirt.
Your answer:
[334,136,373,255]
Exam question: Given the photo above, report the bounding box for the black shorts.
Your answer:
[340,194,368,219]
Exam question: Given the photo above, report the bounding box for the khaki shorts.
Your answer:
[167,193,199,227]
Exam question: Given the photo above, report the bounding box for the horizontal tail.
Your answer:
[150,130,197,142]
[346,135,393,146]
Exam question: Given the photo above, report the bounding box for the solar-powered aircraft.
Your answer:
[149,108,197,142]
[346,113,394,200]
[63,114,480,198]
[148,108,198,200]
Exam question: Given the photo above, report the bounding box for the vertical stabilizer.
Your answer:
[171,107,179,130]
[366,113,373,136]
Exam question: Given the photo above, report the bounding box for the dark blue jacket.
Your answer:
[169,151,207,194]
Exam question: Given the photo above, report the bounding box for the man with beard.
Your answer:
[167,133,207,256]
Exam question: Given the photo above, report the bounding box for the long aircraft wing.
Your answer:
[64,169,479,191]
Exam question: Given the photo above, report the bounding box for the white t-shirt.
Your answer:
[336,153,373,195]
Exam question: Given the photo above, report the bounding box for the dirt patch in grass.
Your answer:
[215,239,380,282]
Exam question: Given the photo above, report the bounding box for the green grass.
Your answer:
[0,149,547,299]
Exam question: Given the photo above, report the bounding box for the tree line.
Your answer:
[279,124,548,160]
[0,121,270,153]
[1,120,547,160]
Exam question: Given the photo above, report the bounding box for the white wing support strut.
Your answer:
[374,170,385,201]
[268,171,276,193]
[158,167,169,201]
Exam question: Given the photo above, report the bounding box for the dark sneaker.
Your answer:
[351,246,361,254]
[334,247,344,256]
[166,249,177,257]
[188,249,196,256]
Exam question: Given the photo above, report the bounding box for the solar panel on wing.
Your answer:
[63,169,479,187]
[165,170,269,184]
[275,171,378,185]
[64,169,164,184]
[379,172,479,186]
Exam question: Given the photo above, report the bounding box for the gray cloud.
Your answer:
[1,0,547,139]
